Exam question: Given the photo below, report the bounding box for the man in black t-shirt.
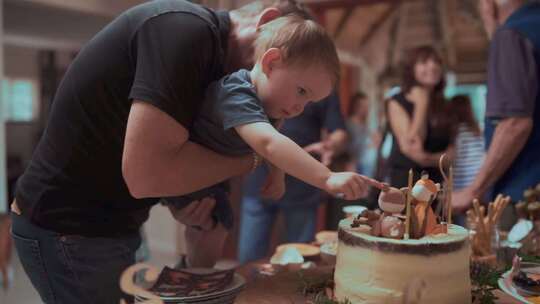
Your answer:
[3,1,308,303]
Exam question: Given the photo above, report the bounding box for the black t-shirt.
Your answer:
[386,92,452,187]
[15,0,230,236]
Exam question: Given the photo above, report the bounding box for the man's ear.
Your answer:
[261,48,281,77]
[256,8,282,28]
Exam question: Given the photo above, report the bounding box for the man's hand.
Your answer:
[304,141,334,166]
[167,197,216,231]
[452,187,476,214]
[260,167,286,200]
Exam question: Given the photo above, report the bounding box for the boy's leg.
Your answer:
[238,197,277,264]
[11,212,140,304]
[164,182,234,229]
[282,204,318,244]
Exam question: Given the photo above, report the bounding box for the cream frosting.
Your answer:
[334,219,471,304]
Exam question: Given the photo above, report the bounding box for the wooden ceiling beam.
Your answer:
[358,3,399,49]
[333,8,354,38]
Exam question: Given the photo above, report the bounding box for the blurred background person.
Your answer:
[448,95,485,191]
[385,45,454,188]
[346,92,379,178]
[452,0,540,231]
[447,95,485,225]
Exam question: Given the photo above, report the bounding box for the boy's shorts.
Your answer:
[162,182,234,230]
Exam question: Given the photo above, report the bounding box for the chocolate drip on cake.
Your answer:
[338,228,468,256]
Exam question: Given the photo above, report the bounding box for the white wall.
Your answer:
[0,0,8,213]
[145,205,182,256]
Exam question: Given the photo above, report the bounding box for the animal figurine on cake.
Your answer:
[410,171,441,238]
[375,184,406,239]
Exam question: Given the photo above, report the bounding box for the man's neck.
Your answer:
[225,12,257,73]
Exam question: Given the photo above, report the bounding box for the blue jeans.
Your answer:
[11,213,141,304]
[238,196,317,263]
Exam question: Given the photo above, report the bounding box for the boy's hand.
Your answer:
[260,169,286,200]
[325,172,384,200]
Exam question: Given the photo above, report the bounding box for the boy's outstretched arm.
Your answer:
[235,122,384,199]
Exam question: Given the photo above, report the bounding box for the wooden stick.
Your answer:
[493,196,511,224]
[447,166,453,225]
[487,202,494,232]
[494,194,504,207]
[487,202,494,221]
[466,210,475,227]
[492,196,503,224]
[404,169,413,240]
[473,199,487,240]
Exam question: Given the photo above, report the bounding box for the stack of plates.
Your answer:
[135,270,245,304]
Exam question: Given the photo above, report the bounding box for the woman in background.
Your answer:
[386,46,454,187]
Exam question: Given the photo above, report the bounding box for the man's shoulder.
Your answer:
[125,0,220,34]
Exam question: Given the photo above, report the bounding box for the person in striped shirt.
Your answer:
[448,95,485,191]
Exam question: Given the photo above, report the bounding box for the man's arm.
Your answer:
[122,102,252,198]
[460,117,532,200]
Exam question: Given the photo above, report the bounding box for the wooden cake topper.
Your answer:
[410,171,440,238]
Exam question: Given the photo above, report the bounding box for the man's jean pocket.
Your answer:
[11,230,56,303]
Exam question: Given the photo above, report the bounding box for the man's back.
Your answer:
[16,0,229,236]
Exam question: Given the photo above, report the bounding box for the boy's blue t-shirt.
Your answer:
[191,69,271,155]
[162,69,272,229]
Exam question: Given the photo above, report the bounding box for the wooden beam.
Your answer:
[302,0,405,10]
[333,8,354,38]
[439,0,457,68]
[358,3,400,49]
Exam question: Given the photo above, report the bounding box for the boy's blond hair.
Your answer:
[234,0,312,20]
[254,15,340,85]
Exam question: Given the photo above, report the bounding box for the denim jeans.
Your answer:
[11,213,141,304]
[237,196,317,263]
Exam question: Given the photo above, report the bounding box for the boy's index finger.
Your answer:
[358,175,385,190]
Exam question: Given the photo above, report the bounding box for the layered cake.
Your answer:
[333,171,471,304]
[334,218,471,304]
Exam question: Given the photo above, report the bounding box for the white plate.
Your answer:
[498,270,533,304]
[342,205,366,216]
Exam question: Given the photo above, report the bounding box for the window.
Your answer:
[1,78,38,122]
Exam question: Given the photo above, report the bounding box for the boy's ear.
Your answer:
[256,8,281,28]
[261,48,281,77]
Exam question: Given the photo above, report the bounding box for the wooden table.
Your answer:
[235,262,522,304]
